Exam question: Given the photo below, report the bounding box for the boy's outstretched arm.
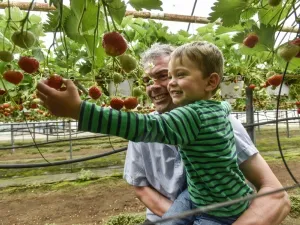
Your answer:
[37,80,82,120]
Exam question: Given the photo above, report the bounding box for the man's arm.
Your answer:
[234,153,291,225]
[134,186,172,217]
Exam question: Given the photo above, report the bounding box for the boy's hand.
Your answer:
[37,79,82,120]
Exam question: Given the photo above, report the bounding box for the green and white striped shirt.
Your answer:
[78,100,253,217]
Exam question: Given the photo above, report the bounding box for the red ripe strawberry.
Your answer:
[102,31,127,57]
[243,34,259,48]
[110,98,124,110]
[124,97,138,110]
[46,74,63,90]
[267,74,283,87]
[0,89,6,95]
[89,86,102,100]
[3,70,24,85]
[18,56,39,74]
[248,84,256,89]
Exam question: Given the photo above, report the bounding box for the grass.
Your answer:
[0,126,299,178]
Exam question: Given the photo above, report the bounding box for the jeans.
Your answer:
[161,189,239,225]
[193,213,239,225]
[161,189,195,225]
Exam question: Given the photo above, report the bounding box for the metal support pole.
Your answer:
[11,124,15,153]
[46,122,49,142]
[69,120,73,171]
[246,87,255,144]
[256,111,260,132]
[33,122,36,141]
[285,110,290,138]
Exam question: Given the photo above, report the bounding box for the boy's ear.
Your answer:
[205,73,220,92]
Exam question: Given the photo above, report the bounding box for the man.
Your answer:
[123,43,290,225]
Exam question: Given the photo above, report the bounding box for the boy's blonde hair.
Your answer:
[171,41,224,93]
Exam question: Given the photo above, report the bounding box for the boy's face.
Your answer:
[167,56,210,106]
[143,56,176,113]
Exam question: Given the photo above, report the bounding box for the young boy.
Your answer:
[37,41,253,224]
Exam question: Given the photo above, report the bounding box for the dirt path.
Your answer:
[0,161,299,225]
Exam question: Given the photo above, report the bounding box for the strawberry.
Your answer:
[0,51,14,62]
[132,87,144,97]
[0,89,6,95]
[102,31,127,57]
[248,84,256,89]
[277,42,300,62]
[18,56,39,74]
[291,38,300,58]
[11,30,36,49]
[124,97,138,110]
[46,74,63,90]
[267,74,283,87]
[243,34,259,48]
[3,70,24,85]
[113,72,123,84]
[268,0,281,6]
[89,86,102,100]
[110,98,124,110]
[119,54,137,73]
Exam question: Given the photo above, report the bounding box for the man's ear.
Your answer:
[205,73,220,92]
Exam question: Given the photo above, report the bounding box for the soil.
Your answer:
[0,161,300,225]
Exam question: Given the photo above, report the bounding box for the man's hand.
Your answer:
[37,79,82,120]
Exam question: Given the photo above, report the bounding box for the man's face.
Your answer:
[143,56,176,113]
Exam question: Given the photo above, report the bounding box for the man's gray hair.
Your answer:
[140,43,175,68]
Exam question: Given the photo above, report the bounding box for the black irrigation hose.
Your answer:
[0,134,110,150]
[0,146,127,169]
[243,116,300,128]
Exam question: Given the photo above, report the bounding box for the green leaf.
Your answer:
[215,24,243,35]
[83,35,105,67]
[253,24,276,50]
[29,14,42,24]
[4,7,25,21]
[258,1,290,26]
[130,23,147,36]
[240,7,257,20]
[32,48,45,62]
[64,13,85,44]
[208,0,248,27]
[107,0,126,25]
[232,32,245,43]
[44,6,71,32]
[81,2,103,33]
[128,0,163,11]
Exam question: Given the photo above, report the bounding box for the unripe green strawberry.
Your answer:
[119,54,137,73]
[113,72,123,84]
[268,0,281,6]
[11,30,36,49]
[0,51,14,62]
[277,43,300,62]
[132,87,143,97]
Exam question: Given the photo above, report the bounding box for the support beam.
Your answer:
[0,2,298,33]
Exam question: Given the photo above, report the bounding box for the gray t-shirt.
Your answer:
[123,114,258,221]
